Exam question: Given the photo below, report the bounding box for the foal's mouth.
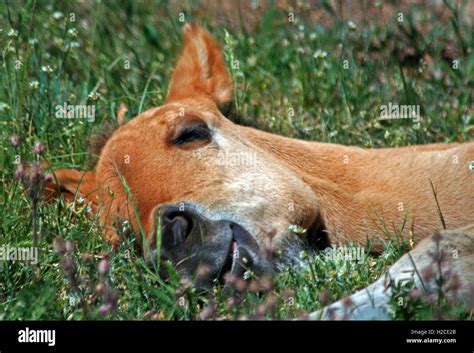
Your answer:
[147,203,273,289]
[216,223,267,286]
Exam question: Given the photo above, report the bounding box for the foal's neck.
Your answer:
[240,125,361,186]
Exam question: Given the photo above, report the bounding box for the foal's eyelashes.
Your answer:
[173,124,211,145]
[172,122,211,146]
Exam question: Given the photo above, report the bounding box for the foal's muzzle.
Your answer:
[146,204,273,290]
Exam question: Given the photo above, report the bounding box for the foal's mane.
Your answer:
[86,104,128,168]
[87,121,118,168]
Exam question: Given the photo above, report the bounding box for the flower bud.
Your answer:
[10,135,20,148]
[33,142,45,155]
[98,258,109,274]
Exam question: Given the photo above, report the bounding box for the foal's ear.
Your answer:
[166,23,233,105]
[45,169,99,213]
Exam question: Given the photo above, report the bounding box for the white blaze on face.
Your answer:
[190,126,318,246]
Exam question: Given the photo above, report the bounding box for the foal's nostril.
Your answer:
[160,207,194,249]
[170,215,191,244]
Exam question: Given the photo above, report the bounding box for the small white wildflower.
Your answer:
[28,38,38,45]
[121,220,130,233]
[67,28,78,37]
[309,32,317,41]
[348,21,357,31]
[29,80,39,89]
[0,102,11,111]
[88,91,101,101]
[288,224,307,234]
[41,65,54,74]
[67,41,80,49]
[7,28,18,37]
[243,270,254,280]
[52,11,64,20]
[313,49,328,59]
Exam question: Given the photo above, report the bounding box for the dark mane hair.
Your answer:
[86,121,119,168]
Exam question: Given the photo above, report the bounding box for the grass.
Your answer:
[0,0,473,320]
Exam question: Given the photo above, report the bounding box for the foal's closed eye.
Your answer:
[173,124,211,145]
